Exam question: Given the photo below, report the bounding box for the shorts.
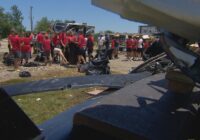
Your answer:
[132,48,137,51]
[13,51,21,58]
[78,48,85,55]
[126,48,132,52]
[137,48,143,53]
[22,52,31,59]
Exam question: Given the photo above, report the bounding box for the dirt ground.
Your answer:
[0,39,143,83]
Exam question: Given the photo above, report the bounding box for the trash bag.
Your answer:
[19,71,31,77]
[3,52,14,66]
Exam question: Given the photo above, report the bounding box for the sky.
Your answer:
[0,0,143,33]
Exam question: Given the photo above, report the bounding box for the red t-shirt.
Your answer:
[69,35,77,43]
[126,39,133,49]
[143,41,150,49]
[87,35,94,48]
[52,35,62,46]
[88,35,94,42]
[66,35,71,45]
[78,34,86,48]
[37,33,44,43]
[43,39,51,52]
[111,39,115,49]
[60,33,67,46]
[9,34,20,51]
[132,39,138,49]
[21,37,32,52]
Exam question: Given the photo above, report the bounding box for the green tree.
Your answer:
[8,5,25,33]
[104,30,114,34]
[0,6,12,38]
[34,17,51,32]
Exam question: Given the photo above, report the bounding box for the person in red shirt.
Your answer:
[126,35,133,60]
[77,31,86,65]
[20,32,32,64]
[59,31,69,60]
[67,31,78,64]
[86,33,94,61]
[8,30,21,71]
[143,39,150,51]
[43,34,52,66]
[36,32,44,52]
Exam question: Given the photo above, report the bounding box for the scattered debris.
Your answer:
[36,98,41,101]
[87,88,108,95]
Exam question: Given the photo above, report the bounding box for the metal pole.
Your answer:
[30,6,33,32]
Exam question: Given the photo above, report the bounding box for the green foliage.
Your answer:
[0,5,24,37]
[105,30,114,34]
[0,7,11,37]
[8,5,25,33]
[34,17,51,33]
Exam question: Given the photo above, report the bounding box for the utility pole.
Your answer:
[30,6,33,32]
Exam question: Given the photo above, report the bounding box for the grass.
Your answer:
[0,60,121,125]
[12,89,92,125]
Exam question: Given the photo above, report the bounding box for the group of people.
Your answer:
[125,35,151,61]
[97,34,152,61]
[7,29,95,71]
[6,28,164,72]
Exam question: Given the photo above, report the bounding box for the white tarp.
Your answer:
[92,0,200,41]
